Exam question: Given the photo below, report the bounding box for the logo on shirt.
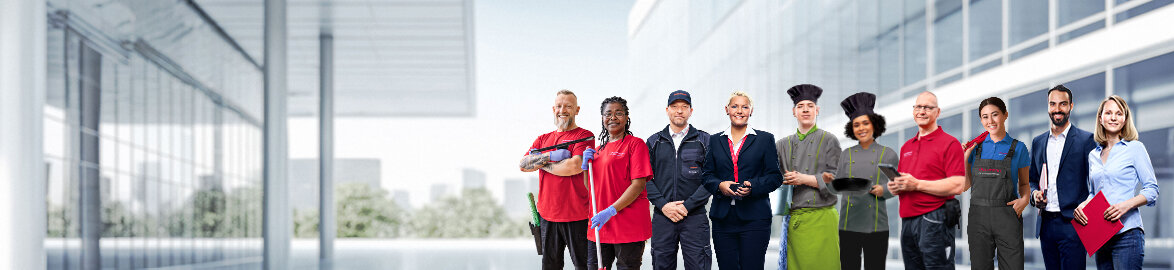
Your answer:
[609,152,626,158]
[903,151,913,158]
[976,168,1002,173]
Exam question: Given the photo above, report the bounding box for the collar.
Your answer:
[912,126,944,142]
[795,124,819,141]
[658,124,694,141]
[671,126,688,138]
[1051,123,1072,139]
[1095,139,1130,151]
[984,132,1012,144]
[723,125,756,137]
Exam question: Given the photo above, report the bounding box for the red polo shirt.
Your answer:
[897,126,965,218]
[528,128,595,222]
[588,135,654,244]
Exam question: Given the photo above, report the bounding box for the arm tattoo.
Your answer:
[520,153,550,170]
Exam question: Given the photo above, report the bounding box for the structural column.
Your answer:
[318,33,335,263]
[0,0,48,269]
[262,0,289,269]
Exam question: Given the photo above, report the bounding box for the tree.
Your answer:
[293,182,407,238]
[410,188,527,238]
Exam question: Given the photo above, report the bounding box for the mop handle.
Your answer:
[584,163,605,269]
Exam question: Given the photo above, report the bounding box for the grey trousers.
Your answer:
[966,206,1024,270]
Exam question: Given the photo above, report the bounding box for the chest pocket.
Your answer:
[680,146,704,179]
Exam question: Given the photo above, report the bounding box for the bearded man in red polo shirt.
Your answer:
[520,89,595,270]
[888,91,967,270]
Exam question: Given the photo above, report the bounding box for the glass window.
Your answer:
[968,0,1002,60]
[879,0,902,93]
[100,58,117,138]
[879,30,901,92]
[1058,0,1104,26]
[934,0,963,74]
[1136,128,1173,238]
[1057,21,1104,44]
[1009,41,1048,61]
[970,59,1002,75]
[1065,72,1106,130]
[1115,0,1174,23]
[1008,90,1050,144]
[1116,51,1174,143]
[968,108,983,141]
[904,0,927,85]
[1008,0,1048,46]
[940,113,965,141]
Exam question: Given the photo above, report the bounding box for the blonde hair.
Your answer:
[1094,95,1139,146]
[556,89,576,98]
[728,91,754,107]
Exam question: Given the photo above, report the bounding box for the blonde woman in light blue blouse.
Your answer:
[1074,95,1159,270]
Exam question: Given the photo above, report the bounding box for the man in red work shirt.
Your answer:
[889,91,967,270]
[520,89,595,270]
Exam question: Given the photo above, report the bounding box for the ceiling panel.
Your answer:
[194,0,475,117]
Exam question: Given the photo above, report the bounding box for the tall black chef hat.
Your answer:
[840,92,876,120]
[786,84,823,105]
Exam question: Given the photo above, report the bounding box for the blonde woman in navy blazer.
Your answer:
[701,91,784,270]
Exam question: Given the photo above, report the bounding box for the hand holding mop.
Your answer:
[581,148,607,270]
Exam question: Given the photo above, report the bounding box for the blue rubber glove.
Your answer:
[548,149,571,162]
[581,148,596,170]
[590,206,617,229]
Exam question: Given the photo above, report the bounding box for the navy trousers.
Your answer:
[710,210,771,270]
[1039,211,1086,270]
[651,212,713,270]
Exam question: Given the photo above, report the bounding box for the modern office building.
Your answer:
[628,0,1173,267]
[462,168,487,190]
[2,0,474,269]
[288,158,382,211]
[502,178,528,219]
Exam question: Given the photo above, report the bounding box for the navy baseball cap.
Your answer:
[668,90,692,106]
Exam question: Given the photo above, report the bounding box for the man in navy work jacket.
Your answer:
[1029,84,1097,269]
[646,90,713,270]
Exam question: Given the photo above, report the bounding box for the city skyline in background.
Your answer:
[285,0,637,210]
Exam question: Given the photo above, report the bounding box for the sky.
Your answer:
[288,1,637,208]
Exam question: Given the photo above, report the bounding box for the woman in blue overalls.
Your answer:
[964,97,1031,270]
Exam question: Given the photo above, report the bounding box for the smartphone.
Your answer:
[878,163,900,179]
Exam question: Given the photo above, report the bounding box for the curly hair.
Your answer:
[598,96,632,151]
[843,113,887,141]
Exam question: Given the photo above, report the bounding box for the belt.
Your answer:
[1041,211,1063,219]
[971,198,1014,207]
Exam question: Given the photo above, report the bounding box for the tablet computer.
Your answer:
[878,163,900,179]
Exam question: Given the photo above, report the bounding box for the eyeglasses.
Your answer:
[913,105,937,112]
[604,111,628,118]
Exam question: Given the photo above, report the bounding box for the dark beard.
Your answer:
[1050,112,1069,127]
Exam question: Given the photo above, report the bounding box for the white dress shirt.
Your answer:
[670,126,688,153]
[1045,123,1071,212]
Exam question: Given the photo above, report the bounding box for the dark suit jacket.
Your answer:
[1029,125,1096,236]
[702,129,784,221]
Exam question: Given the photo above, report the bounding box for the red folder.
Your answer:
[1071,191,1124,256]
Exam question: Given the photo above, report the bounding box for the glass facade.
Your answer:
[44,0,263,269]
[629,0,1174,267]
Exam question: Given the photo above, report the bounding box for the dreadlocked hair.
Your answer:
[598,96,633,152]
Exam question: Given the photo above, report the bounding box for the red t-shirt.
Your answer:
[588,135,654,244]
[897,126,966,218]
[529,128,595,222]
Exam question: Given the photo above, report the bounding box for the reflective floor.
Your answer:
[48,238,1174,269]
